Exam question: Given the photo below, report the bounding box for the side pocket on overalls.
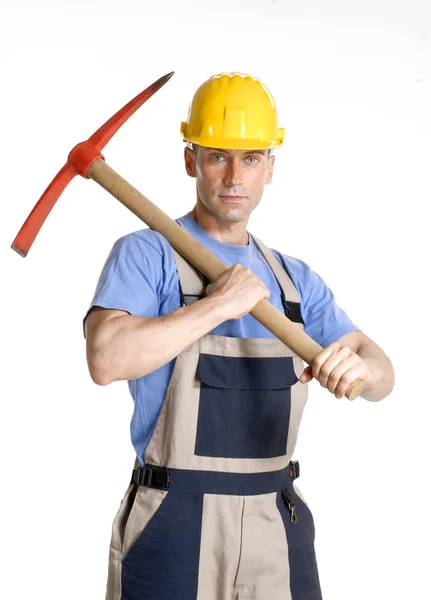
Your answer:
[278,486,322,599]
[281,485,316,540]
[119,485,139,552]
[282,488,299,524]
[121,486,169,561]
[110,483,139,554]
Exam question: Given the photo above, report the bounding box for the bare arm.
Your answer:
[86,296,227,385]
[85,264,270,386]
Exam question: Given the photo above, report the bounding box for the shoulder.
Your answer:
[109,228,177,274]
[113,228,172,258]
[102,228,179,296]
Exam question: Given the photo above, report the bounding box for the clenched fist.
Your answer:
[299,342,369,399]
[206,264,270,321]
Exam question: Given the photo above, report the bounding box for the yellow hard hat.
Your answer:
[180,72,285,150]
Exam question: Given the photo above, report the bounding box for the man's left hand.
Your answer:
[299,342,370,399]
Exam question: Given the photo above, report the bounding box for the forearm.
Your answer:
[87,295,228,385]
[358,342,395,402]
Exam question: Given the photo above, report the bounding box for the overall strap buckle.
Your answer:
[289,460,300,481]
[131,465,170,489]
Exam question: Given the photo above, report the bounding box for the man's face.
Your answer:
[184,146,275,224]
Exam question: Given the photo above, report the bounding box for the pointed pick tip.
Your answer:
[157,71,175,86]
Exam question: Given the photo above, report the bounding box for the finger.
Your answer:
[325,357,357,395]
[313,344,353,387]
[313,349,344,388]
[206,281,214,295]
[333,366,360,398]
[311,344,339,381]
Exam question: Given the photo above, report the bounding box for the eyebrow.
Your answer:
[205,148,266,156]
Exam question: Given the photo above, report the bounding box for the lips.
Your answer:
[220,195,245,201]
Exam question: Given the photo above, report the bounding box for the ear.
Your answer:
[184,146,197,178]
[264,154,275,185]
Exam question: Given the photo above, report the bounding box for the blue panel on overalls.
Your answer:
[121,493,203,600]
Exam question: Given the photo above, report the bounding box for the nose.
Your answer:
[224,157,243,187]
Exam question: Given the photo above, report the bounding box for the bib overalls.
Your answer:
[105,236,323,600]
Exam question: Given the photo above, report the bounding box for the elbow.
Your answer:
[87,356,112,386]
[86,343,114,386]
[90,369,112,386]
[85,319,117,386]
[362,360,396,402]
[380,360,396,401]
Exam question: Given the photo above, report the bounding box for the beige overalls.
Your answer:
[105,236,323,600]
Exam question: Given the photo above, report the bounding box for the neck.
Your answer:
[191,204,249,246]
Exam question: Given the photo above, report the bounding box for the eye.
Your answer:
[246,156,259,164]
[210,154,225,162]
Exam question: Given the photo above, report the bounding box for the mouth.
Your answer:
[219,195,246,203]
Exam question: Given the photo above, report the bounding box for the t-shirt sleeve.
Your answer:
[276,253,360,347]
[82,233,163,337]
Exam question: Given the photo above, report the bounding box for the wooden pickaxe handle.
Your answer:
[87,158,365,401]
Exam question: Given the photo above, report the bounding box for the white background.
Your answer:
[1,1,430,598]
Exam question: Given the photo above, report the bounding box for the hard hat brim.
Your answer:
[182,134,284,150]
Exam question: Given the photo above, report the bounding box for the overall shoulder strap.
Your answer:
[170,247,208,305]
[250,235,304,326]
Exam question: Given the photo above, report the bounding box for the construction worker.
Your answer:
[83,72,395,600]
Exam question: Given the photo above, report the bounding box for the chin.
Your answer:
[217,208,248,223]
[214,202,250,221]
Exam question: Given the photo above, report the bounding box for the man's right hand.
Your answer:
[205,264,270,321]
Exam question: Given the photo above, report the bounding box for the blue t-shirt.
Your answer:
[83,212,359,463]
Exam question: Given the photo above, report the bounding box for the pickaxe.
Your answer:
[11,71,364,401]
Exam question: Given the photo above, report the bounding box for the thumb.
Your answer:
[299,366,313,383]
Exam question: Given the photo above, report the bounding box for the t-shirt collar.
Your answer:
[177,211,256,258]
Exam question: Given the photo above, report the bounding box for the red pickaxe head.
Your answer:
[11,71,174,257]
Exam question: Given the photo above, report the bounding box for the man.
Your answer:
[84,72,394,600]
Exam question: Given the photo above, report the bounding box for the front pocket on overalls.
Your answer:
[194,353,298,459]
